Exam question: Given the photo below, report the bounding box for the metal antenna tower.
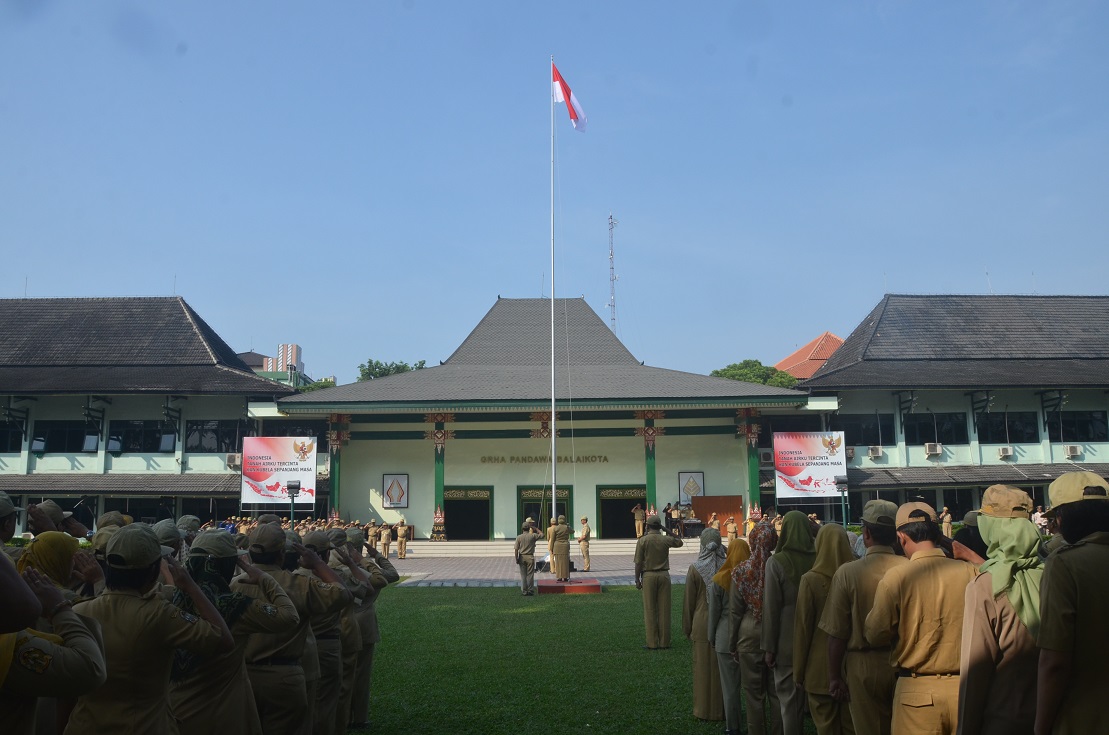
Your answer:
[607,213,619,331]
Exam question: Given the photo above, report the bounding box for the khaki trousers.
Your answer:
[380,542,390,558]
[737,649,783,735]
[808,691,854,735]
[518,555,535,593]
[635,520,645,537]
[553,551,570,579]
[891,675,959,735]
[641,571,672,648]
[313,638,342,735]
[247,664,309,735]
[397,538,407,558]
[845,649,896,735]
[579,540,590,571]
[772,661,805,735]
[716,650,742,731]
[350,643,375,726]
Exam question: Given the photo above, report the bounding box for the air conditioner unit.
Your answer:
[997,446,1014,459]
[758,449,775,468]
[867,445,883,459]
[845,446,855,460]
[924,442,943,457]
[1064,444,1082,459]
[226,452,243,469]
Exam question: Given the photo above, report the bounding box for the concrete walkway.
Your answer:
[390,546,701,588]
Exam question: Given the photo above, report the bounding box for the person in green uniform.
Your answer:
[634,515,684,649]
[1035,471,1109,735]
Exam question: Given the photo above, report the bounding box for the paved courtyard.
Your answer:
[390,546,701,587]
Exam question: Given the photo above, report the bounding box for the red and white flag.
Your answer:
[552,63,587,132]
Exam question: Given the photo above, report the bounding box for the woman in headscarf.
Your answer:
[708,536,751,735]
[682,527,727,721]
[957,485,1043,735]
[762,510,816,735]
[794,523,856,735]
[16,531,80,595]
[728,522,783,735]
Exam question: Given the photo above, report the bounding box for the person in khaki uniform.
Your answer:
[395,518,409,559]
[1035,471,1109,735]
[819,500,907,735]
[763,511,816,735]
[957,485,1041,735]
[169,529,301,735]
[326,529,372,735]
[347,528,397,730]
[1,567,106,735]
[941,507,954,538]
[632,503,646,538]
[864,502,977,735]
[578,516,592,572]
[514,523,539,595]
[378,523,392,559]
[794,523,855,735]
[724,516,739,542]
[67,524,234,735]
[549,515,571,582]
[708,537,750,735]
[682,528,727,722]
[728,522,783,735]
[365,521,379,555]
[634,515,684,649]
[240,524,351,735]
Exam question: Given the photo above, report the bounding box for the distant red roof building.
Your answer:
[775,332,844,379]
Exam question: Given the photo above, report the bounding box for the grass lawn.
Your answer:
[362,584,818,735]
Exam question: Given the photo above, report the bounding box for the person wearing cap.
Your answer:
[27,500,90,541]
[152,518,186,558]
[176,515,202,562]
[762,511,816,735]
[378,522,393,558]
[634,514,684,649]
[239,524,350,735]
[364,520,379,555]
[67,524,234,735]
[549,514,571,582]
[864,501,977,735]
[295,530,362,735]
[1,566,107,735]
[819,499,908,735]
[632,503,646,538]
[96,511,127,531]
[578,516,592,572]
[940,506,954,538]
[344,527,395,730]
[167,529,300,735]
[395,517,409,559]
[794,523,856,735]
[1035,471,1109,735]
[953,511,988,561]
[956,485,1041,735]
[1,491,25,562]
[514,522,540,595]
[724,515,739,542]
[323,528,369,735]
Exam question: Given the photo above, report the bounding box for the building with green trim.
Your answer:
[279,298,816,539]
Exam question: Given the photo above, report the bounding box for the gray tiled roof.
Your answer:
[284,298,804,406]
[0,297,294,396]
[761,463,1109,490]
[804,295,1109,389]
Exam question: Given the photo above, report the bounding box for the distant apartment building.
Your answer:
[264,344,303,374]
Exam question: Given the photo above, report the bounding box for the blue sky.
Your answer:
[3,1,1107,384]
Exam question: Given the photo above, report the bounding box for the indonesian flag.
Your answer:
[552,63,587,132]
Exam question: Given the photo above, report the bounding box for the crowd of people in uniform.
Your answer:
[632,470,1108,735]
[0,496,404,735]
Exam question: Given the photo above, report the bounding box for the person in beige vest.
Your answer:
[578,516,591,572]
[864,502,977,735]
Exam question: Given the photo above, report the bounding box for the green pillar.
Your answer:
[746,442,760,511]
[645,417,657,511]
[434,422,445,511]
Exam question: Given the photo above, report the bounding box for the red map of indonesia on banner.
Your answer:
[773,432,847,499]
[241,437,317,505]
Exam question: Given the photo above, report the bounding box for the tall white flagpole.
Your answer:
[550,56,558,527]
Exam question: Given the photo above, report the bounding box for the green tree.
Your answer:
[297,379,336,393]
[711,359,798,388]
[357,358,427,382]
